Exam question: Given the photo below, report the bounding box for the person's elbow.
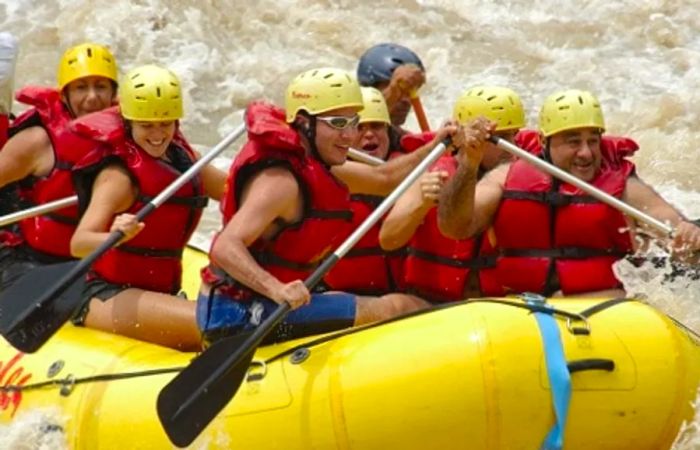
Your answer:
[69,234,87,259]
[379,224,405,251]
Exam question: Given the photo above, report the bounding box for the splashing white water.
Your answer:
[1,0,699,447]
[0,409,66,450]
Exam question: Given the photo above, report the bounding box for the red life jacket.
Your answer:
[480,132,638,296]
[71,106,207,294]
[321,131,430,295]
[0,113,7,149]
[202,101,354,300]
[8,87,97,257]
[322,193,394,295]
[401,154,498,302]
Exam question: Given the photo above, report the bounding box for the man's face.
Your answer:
[376,80,411,126]
[548,127,602,182]
[311,106,361,166]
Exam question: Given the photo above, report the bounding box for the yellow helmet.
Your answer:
[358,87,390,125]
[453,86,525,131]
[57,42,118,91]
[119,65,183,121]
[539,89,605,137]
[285,67,363,123]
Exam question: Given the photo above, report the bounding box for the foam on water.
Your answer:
[1,0,699,447]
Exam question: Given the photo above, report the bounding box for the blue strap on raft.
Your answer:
[523,293,572,450]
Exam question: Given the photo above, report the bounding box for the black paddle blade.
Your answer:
[0,261,85,353]
[157,331,255,447]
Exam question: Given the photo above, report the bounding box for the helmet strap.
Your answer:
[296,112,330,169]
[543,138,553,163]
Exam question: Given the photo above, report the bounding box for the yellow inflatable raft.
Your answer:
[0,249,698,449]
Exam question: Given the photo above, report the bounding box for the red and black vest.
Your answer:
[320,130,430,295]
[202,101,354,300]
[322,192,394,295]
[0,112,8,149]
[480,130,638,296]
[71,106,207,294]
[7,87,97,257]
[401,154,499,302]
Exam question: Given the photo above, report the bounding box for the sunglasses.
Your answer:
[316,114,360,130]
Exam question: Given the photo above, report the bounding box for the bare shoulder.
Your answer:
[241,165,300,204]
[91,163,137,212]
[480,162,509,186]
[3,125,51,158]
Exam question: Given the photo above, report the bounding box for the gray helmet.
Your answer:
[357,43,424,87]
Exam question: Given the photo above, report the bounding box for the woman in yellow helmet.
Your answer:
[67,64,226,350]
[438,89,700,298]
[0,43,119,291]
[380,86,526,302]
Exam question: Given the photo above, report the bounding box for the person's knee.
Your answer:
[356,293,427,323]
[383,293,429,316]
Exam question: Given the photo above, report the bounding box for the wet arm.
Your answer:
[0,127,51,187]
[624,176,687,237]
[332,134,441,195]
[438,163,506,240]
[210,167,299,301]
[70,165,137,257]
[379,178,432,250]
[200,163,228,201]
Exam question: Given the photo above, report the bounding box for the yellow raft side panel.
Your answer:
[1,298,699,449]
[181,245,209,300]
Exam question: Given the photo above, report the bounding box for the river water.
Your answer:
[1,0,699,448]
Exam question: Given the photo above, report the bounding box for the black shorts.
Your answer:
[71,275,131,326]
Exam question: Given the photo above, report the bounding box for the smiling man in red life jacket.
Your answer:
[198,68,475,345]
[0,43,118,291]
[438,89,700,298]
[380,86,526,302]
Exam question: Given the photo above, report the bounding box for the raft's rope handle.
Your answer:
[0,366,186,393]
[0,298,643,393]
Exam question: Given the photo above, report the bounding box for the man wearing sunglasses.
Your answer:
[380,86,527,302]
[198,67,476,345]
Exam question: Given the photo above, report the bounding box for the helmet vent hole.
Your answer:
[577,96,584,105]
[134,83,145,89]
[156,87,161,97]
[86,48,93,58]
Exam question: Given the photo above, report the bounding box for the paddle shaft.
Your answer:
[4,124,246,342]
[0,195,78,227]
[410,92,430,132]
[160,141,449,446]
[348,148,384,166]
[490,136,674,235]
